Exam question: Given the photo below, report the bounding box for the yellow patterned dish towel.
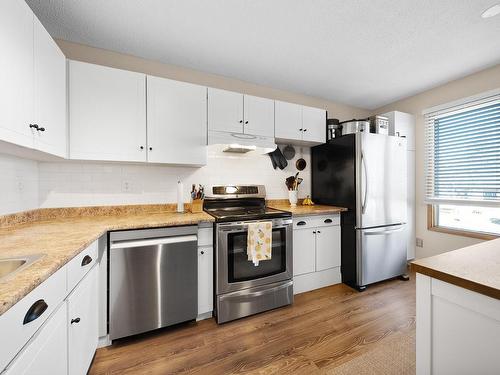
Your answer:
[247,221,272,266]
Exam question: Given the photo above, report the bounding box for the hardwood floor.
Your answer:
[90,276,415,374]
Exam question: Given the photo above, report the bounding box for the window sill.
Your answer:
[428,225,499,241]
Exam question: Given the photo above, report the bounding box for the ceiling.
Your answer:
[26,0,500,109]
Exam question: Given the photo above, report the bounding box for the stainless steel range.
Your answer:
[204,185,293,324]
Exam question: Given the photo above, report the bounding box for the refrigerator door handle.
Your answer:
[364,226,404,236]
[361,151,368,214]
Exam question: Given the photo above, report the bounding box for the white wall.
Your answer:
[0,154,39,216]
[39,145,310,208]
[373,63,500,259]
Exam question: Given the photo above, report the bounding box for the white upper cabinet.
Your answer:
[33,17,67,158]
[208,89,275,138]
[0,0,34,149]
[302,105,326,143]
[147,76,207,165]
[243,95,274,137]
[208,88,243,133]
[276,100,326,145]
[275,101,302,141]
[69,61,147,162]
[0,0,67,157]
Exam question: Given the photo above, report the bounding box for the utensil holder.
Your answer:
[288,191,298,207]
[190,199,204,213]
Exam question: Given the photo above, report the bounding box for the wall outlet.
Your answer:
[416,238,424,248]
[122,180,132,193]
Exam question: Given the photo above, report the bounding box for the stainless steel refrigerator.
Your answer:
[312,132,408,291]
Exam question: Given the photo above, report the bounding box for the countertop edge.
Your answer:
[411,262,500,300]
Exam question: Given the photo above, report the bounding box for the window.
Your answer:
[424,90,500,238]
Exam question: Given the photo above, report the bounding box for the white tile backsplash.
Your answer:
[38,145,311,208]
[0,154,39,215]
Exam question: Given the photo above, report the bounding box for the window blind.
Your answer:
[424,92,500,206]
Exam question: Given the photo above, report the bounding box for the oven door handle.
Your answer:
[220,281,293,300]
[219,224,291,233]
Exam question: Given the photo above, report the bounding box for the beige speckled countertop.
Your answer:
[0,205,214,316]
[411,238,500,300]
[267,200,347,216]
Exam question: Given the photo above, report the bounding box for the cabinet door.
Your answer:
[67,266,98,375]
[33,17,67,158]
[407,150,416,260]
[293,228,316,276]
[197,246,213,316]
[0,0,34,149]
[69,61,147,162]
[275,101,302,141]
[147,76,207,165]
[302,106,326,144]
[243,95,274,137]
[4,303,67,375]
[315,225,341,272]
[208,88,243,133]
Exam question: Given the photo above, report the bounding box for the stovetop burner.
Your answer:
[203,185,291,222]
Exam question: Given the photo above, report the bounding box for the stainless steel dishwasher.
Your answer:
[109,226,198,341]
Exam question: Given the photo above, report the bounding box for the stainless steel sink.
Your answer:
[0,254,43,281]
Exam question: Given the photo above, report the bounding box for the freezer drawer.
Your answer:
[109,227,198,340]
[356,224,407,286]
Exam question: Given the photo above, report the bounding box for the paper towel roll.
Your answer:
[177,181,184,213]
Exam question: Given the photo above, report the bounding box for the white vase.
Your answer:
[288,190,298,206]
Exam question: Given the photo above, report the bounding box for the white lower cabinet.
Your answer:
[67,266,99,375]
[315,225,341,272]
[292,215,341,294]
[4,303,68,375]
[1,242,100,375]
[293,228,316,276]
[197,246,213,317]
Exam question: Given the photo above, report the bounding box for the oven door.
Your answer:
[216,217,293,294]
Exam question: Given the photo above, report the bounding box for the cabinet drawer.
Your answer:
[67,240,98,293]
[198,227,213,247]
[0,266,66,370]
[293,214,340,229]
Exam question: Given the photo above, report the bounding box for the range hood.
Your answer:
[208,130,277,154]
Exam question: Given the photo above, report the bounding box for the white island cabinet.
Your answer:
[413,240,500,375]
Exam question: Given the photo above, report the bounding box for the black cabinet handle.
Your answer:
[299,128,303,131]
[71,317,81,324]
[81,255,92,266]
[317,230,321,234]
[23,299,48,325]
[297,221,306,226]
[313,231,316,234]
[140,146,144,150]
[239,120,243,123]
[245,121,248,124]
[200,250,205,255]
[29,124,39,130]
[324,219,333,224]
[303,128,307,132]
[37,127,45,132]
[149,147,153,151]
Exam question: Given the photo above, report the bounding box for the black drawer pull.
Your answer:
[297,221,306,226]
[71,317,81,324]
[23,299,48,325]
[324,219,333,224]
[81,255,92,266]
